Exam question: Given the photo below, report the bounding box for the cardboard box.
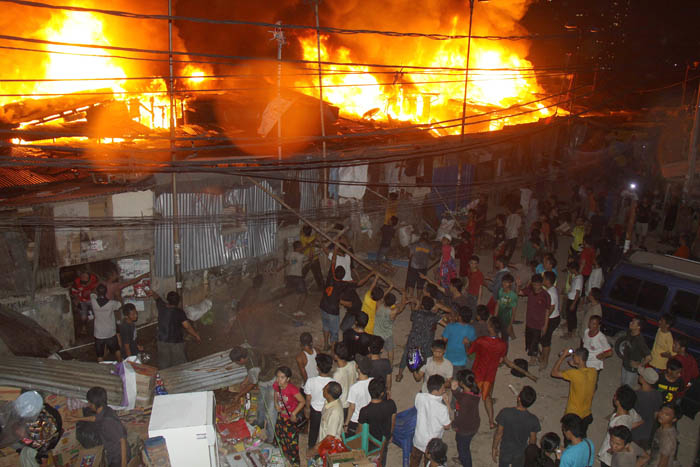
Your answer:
[0,386,21,401]
[76,446,105,467]
[326,450,375,467]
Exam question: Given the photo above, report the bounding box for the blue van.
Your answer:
[600,251,700,360]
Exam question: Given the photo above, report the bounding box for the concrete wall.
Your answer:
[53,191,154,267]
[0,289,73,347]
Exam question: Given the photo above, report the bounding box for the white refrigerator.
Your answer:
[148,391,220,467]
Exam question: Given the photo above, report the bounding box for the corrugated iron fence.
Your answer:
[154,181,279,277]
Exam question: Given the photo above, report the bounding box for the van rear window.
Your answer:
[609,275,642,305]
[670,290,699,321]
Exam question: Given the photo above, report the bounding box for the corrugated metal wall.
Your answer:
[299,169,319,215]
[155,183,279,277]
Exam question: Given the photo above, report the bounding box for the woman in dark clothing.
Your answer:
[451,369,481,467]
[524,432,560,467]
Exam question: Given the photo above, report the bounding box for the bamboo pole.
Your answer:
[502,357,538,382]
[247,177,407,296]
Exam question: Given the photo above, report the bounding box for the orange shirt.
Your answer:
[673,245,690,259]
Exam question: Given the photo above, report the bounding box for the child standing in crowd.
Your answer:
[580,288,602,340]
[608,425,649,467]
[466,255,484,304]
[450,369,481,467]
[597,385,642,467]
[295,332,318,385]
[368,336,393,395]
[303,353,336,448]
[647,404,680,467]
[578,236,596,282]
[273,366,305,466]
[469,317,507,429]
[472,305,490,338]
[438,234,457,289]
[649,314,675,371]
[496,274,518,349]
[411,375,451,467]
[487,256,511,315]
[331,342,356,418]
[413,340,453,393]
[358,378,397,467]
[456,231,474,279]
[345,356,374,436]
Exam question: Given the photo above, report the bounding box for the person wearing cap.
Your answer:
[631,367,663,450]
[437,234,457,290]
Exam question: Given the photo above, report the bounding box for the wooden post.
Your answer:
[247,177,407,295]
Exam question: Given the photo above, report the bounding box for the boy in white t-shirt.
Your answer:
[345,356,374,435]
[304,353,336,448]
[581,315,612,371]
[541,271,560,369]
[413,340,453,393]
[411,374,451,467]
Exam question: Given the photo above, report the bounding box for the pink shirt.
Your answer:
[273,382,301,418]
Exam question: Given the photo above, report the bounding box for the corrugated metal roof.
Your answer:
[0,168,76,189]
[0,356,124,405]
[159,348,247,394]
[155,182,278,277]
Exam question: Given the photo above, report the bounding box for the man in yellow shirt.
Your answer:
[551,347,597,438]
[300,225,325,291]
[361,275,384,334]
[649,314,675,371]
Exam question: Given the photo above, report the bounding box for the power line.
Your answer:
[0,0,584,43]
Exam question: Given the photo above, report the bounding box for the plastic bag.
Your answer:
[407,347,424,372]
[398,225,414,247]
[76,421,102,449]
[184,298,213,322]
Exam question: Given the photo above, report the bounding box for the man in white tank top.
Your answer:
[296,332,319,383]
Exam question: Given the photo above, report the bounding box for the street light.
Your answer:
[460,0,489,141]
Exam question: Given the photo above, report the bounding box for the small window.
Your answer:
[609,275,642,305]
[636,281,668,311]
[670,290,700,321]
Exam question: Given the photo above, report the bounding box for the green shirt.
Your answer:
[497,289,518,327]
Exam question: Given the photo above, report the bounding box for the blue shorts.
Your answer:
[321,310,339,342]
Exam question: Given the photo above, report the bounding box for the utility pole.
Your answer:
[459,0,475,142]
[684,82,700,200]
[168,0,183,294]
[312,0,328,200]
[272,22,285,161]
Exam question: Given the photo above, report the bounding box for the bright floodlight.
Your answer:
[629,183,637,190]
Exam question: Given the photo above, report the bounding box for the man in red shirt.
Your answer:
[673,336,699,396]
[466,255,484,304]
[469,317,507,429]
[455,231,474,278]
[70,271,99,336]
[518,274,551,366]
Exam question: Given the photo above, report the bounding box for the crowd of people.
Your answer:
[64,182,699,467]
[239,183,699,467]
